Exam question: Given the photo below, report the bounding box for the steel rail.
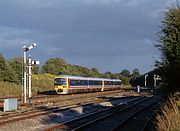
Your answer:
[72,96,152,131]
[41,96,148,131]
[140,111,157,131]
[0,95,135,126]
[112,98,158,131]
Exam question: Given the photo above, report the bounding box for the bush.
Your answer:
[32,73,55,94]
[0,81,22,97]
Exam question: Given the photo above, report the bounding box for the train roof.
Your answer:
[55,75,121,82]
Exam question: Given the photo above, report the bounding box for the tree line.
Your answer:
[127,2,180,95]
[0,54,140,85]
[156,3,180,95]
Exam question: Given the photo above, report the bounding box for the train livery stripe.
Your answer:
[69,86,102,88]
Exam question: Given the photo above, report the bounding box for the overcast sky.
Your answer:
[0,0,175,74]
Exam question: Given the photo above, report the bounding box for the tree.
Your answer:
[131,69,140,79]
[121,69,130,77]
[156,3,180,93]
[0,54,19,83]
[0,54,7,81]
[103,71,112,78]
[116,73,130,85]
[32,65,40,75]
[90,68,100,77]
[8,58,23,83]
[42,58,68,75]
[102,71,118,79]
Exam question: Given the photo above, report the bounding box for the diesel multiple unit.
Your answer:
[54,75,122,94]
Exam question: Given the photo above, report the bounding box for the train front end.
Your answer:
[54,76,69,94]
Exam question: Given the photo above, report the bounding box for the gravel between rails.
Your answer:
[0,96,140,131]
[0,89,150,131]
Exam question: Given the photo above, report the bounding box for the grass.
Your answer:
[0,73,55,97]
[156,96,180,131]
[0,81,22,97]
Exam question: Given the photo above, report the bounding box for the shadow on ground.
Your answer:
[38,94,161,131]
[37,90,57,95]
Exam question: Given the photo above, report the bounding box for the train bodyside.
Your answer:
[54,75,122,94]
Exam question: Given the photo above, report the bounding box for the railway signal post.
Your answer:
[22,43,38,103]
[144,74,148,87]
[154,74,162,87]
[28,55,40,99]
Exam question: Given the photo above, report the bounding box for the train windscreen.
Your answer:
[54,78,66,85]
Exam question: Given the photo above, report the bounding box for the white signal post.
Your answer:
[23,46,27,103]
[28,55,32,98]
[154,74,162,87]
[145,74,148,87]
[22,43,37,103]
[154,74,157,87]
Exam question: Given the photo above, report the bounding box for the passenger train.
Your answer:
[54,75,122,94]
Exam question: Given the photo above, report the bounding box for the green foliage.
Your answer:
[8,57,23,84]
[103,71,114,78]
[129,68,163,87]
[42,58,68,75]
[32,73,55,93]
[1,53,139,96]
[0,54,6,81]
[32,65,40,74]
[121,69,130,77]
[0,54,19,83]
[117,74,130,85]
[0,81,22,97]
[131,69,140,79]
[156,3,180,94]
[90,68,100,77]
[42,58,102,77]
[38,57,141,85]
[41,58,134,85]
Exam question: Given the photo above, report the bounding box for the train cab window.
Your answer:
[54,78,66,85]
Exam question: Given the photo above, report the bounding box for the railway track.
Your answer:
[0,88,149,109]
[42,96,158,131]
[112,97,159,131]
[0,95,137,126]
[0,90,129,108]
[140,111,158,131]
[31,89,138,106]
[0,89,140,119]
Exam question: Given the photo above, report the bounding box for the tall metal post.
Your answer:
[28,55,32,98]
[145,74,148,87]
[22,43,37,104]
[23,46,27,103]
[154,74,157,87]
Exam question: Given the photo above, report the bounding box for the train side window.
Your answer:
[70,79,89,86]
[83,80,88,85]
[89,80,102,85]
[70,80,77,86]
